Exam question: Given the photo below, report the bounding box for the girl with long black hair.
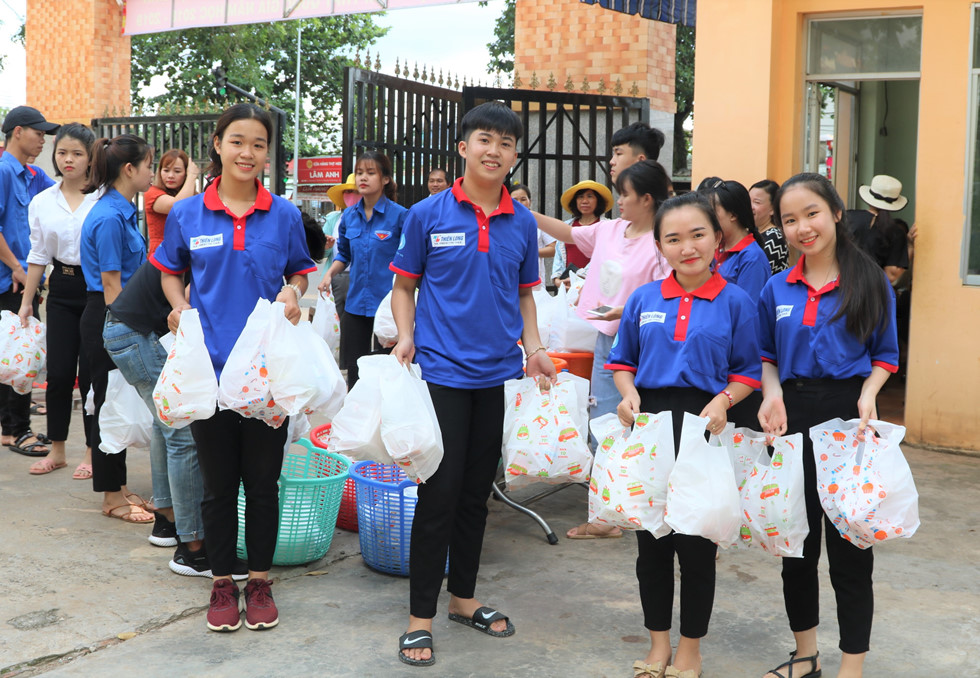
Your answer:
[699,178,770,300]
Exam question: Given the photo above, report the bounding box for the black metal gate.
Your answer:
[343,66,649,214]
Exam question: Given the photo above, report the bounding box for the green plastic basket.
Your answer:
[236,438,349,566]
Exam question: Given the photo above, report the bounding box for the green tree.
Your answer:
[673,23,695,174]
[481,0,515,74]
[130,17,387,156]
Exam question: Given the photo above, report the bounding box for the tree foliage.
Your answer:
[130,16,387,156]
[481,0,515,74]
[673,23,695,173]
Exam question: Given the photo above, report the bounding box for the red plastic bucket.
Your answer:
[310,423,358,532]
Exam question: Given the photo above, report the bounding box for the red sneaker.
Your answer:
[206,579,241,632]
[243,578,279,630]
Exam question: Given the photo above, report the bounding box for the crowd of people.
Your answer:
[0,99,913,677]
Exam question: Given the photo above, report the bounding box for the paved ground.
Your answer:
[1,402,977,678]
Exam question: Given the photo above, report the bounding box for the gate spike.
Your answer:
[613,78,623,95]
[629,81,640,97]
[597,76,606,95]
[494,71,502,88]
[513,70,522,89]
[374,54,381,71]
[364,50,371,70]
[394,57,401,77]
[413,62,419,80]
[454,73,460,89]
[439,69,445,87]
[354,49,361,68]
[564,75,575,92]
[581,76,590,93]
[421,64,428,83]
[530,71,539,89]
[546,72,557,91]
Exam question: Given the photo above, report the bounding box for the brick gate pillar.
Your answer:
[25,0,131,124]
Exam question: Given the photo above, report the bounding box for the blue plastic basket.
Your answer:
[236,439,349,566]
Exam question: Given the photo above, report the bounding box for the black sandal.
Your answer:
[767,651,821,678]
[8,432,50,457]
[398,630,435,667]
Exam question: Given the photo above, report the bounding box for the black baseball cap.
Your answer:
[2,106,60,135]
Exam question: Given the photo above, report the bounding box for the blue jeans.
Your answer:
[589,330,619,448]
[102,315,205,540]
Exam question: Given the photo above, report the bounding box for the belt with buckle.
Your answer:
[53,260,81,277]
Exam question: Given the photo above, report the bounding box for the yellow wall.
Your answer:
[693,0,980,450]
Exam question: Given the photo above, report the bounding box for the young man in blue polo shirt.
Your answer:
[0,106,59,457]
[389,101,556,667]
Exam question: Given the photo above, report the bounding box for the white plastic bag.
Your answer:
[665,412,741,548]
[548,286,598,352]
[100,370,153,454]
[714,425,808,557]
[266,311,346,420]
[373,289,399,348]
[532,288,558,350]
[0,311,46,394]
[328,354,391,464]
[311,292,341,362]
[501,373,592,488]
[380,357,444,482]
[153,308,218,428]
[217,298,287,427]
[589,410,675,535]
[811,418,919,549]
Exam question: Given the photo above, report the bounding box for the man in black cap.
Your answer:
[0,105,59,457]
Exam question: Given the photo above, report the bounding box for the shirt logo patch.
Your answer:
[398,233,406,250]
[640,311,666,326]
[190,234,223,250]
[431,233,466,247]
[375,230,392,241]
[776,305,794,321]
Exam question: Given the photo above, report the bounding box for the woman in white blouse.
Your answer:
[19,123,99,478]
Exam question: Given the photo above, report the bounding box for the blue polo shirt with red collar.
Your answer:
[716,233,771,300]
[150,177,316,378]
[389,178,539,388]
[758,255,899,381]
[0,151,35,292]
[606,271,762,393]
[333,194,407,316]
[80,187,146,292]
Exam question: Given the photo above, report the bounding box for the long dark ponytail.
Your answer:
[83,134,152,194]
[615,160,670,216]
[704,179,764,249]
[776,173,891,343]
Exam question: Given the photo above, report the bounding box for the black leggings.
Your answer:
[635,386,717,639]
[780,377,874,655]
[191,409,288,576]
[409,383,505,619]
[44,266,93,445]
[339,311,390,389]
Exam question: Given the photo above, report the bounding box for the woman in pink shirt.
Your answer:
[534,160,672,538]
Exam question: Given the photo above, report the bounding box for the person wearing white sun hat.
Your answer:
[846,174,910,285]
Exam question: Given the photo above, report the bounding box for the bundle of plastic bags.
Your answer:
[811,418,919,548]
[588,411,675,535]
[100,370,153,454]
[329,355,443,482]
[501,373,591,488]
[0,311,46,394]
[153,308,218,428]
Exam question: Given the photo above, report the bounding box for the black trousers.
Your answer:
[339,310,389,389]
[190,409,287,576]
[45,266,93,445]
[780,377,874,655]
[635,386,718,639]
[409,383,505,619]
[0,286,39,437]
[727,389,763,430]
[80,292,126,492]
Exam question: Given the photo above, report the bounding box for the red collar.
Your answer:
[717,233,755,263]
[202,176,273,213]
[786,255,840,295]
[660,271,727,301]
[450,177,515,216]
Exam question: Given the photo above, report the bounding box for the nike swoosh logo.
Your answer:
[479,611,496,620]
[402,636,428,645]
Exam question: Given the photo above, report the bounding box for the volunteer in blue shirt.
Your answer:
[606,192,761,678]
[80,133,155,524]
[389,102,556,668]
[317,151,407,387]
[699,178,770,300]
[0,106,59,458]
[152,103,316,634]
[757,173,899,678]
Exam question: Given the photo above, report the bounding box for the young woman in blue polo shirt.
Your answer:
[79,134,155,523]
[152,104,315,633]
[757,173,898,678]
[607,192,761,678]
[698,179,770,300]
[317,151,407,387]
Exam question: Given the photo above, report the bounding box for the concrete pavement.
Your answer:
[1,407,977,677]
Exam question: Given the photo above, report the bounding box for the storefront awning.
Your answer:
[579,0,696,27]
[122,0,481,36]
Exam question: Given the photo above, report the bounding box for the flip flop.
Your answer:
[447,606,515,637]
[7,432,49,457]
[103,504,154,523]
[566,523,623,539]
[29,458,67,475]
[125,493,155,511]
[30,402,47,416]
[72,463,93,480]
[398,630,435,667]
